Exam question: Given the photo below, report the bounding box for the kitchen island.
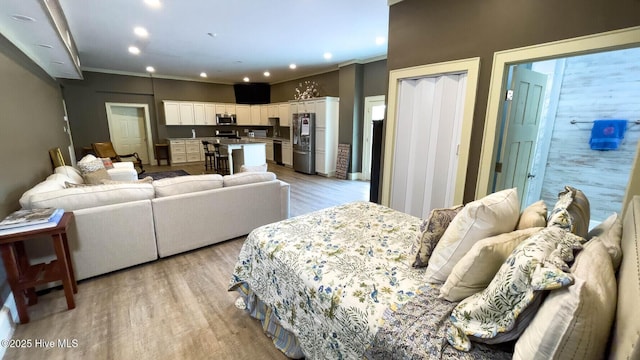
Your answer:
[216,138,266,174]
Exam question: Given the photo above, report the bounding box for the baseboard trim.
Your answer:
[0,294,17,359]
[348,172,362,180]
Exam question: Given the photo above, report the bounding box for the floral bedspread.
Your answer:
[365,285,514,359]
[229,201,427,359]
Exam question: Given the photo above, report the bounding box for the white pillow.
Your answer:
[425,188,520,283]
[517,200,547,229]
[54,165,84,184]
[439,227,543,301]
[46,173,76,187]
[153,174,224,197]
[514,240,617,360]
[223,172,276,187]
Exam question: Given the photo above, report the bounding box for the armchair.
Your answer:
[92,142,145,175]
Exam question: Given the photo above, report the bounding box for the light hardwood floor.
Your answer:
[4,162,369,360]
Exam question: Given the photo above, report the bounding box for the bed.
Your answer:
[228,199,640,359]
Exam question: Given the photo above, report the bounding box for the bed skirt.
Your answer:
[234,282,306,359]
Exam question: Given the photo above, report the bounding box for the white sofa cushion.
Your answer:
[54,165,84,184]
[28,183,155,211]
[19,179,66,209]
[153,174,223,197]
[223,171,276,187]
[46,173,77,187]
[425,188,520,283]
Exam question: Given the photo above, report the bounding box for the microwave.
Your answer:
[216,113,237,125]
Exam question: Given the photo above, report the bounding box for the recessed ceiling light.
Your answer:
[263,71,270,77]
[134,26,148,38]
[11,14,35,22]
[289,64,297,69]
[243,77,250,82]
[146,66,155,73]
[375,36,386,45]
[323,52,332,60]
[144,0,162,9]
[128,46,140,55]
[200,72,207,78]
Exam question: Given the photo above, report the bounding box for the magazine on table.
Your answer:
[0,209,65,236]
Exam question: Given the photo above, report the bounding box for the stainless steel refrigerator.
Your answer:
[292,113,315,174]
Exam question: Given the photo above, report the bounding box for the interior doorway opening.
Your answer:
[362,95,385,181]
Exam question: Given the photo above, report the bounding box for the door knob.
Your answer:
[527,173,536,179]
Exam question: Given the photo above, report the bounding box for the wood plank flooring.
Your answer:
[4,162,369,360]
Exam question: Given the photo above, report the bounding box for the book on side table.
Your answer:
[0,208,65,236]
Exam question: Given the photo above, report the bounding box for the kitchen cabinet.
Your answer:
[278,103,290,126]
[264,139,274,161]
[164,101,195,125]
[260,105,269,125]
[185,139,201,162]
[204,104,216,125]
[250,105,262,125]
[282,140,292,166]
[236,105,251,125]
[168,139,187,163]
[267,104,278,118]
[193,103,206,125]
[215,103,236,115]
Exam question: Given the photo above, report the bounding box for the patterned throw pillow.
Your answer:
[77,156,110,185]
[412,205,463,268]
[101,157,114,169]
[446,226,585,351]
[516,200,547,229]
[548,186,590,238]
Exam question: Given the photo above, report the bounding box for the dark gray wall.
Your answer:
[270,71,340,102]
[387,0,640,201]
[61,72,236,156]
[0,34,69,305]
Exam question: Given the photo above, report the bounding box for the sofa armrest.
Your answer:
[279,180,290,219]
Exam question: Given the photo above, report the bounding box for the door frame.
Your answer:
[105,102,154,164]
[381,57,481,207]
[362,95,386,181]
[476,25,640,212]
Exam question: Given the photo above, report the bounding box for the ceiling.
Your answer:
[0,0,390,84]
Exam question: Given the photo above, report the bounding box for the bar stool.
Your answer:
[202,141,215,171]
[213,143,230,175]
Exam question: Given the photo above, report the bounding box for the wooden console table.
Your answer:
[0,212,77,323]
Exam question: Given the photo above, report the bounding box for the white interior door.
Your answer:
[105,103,154,164]
[362,95,386,181]
[390,73,467,218]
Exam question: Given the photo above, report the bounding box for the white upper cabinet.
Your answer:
[260,105,270,125]
[236,105,251,125]
[250,105,262,125]
[193,103,206,125]
[204,103,216,125]
[164,101,181,125]
[278,103,290,126]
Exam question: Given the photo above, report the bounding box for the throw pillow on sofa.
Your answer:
[586,212,622,270]
[411,205,463,268]
[54,165,84,184]
[547,186,590,238]
[77,155,110,184]
[425,188,520,283]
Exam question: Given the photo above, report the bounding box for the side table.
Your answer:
[155,143,170,166]
[0,212,77,323]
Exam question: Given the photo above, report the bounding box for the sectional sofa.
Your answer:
[18,165,290,281]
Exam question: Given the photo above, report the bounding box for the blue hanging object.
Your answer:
[589,119,628,150]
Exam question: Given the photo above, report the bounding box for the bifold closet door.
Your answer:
[390,73,467,218]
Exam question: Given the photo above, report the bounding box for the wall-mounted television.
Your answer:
[233,83,270,104]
